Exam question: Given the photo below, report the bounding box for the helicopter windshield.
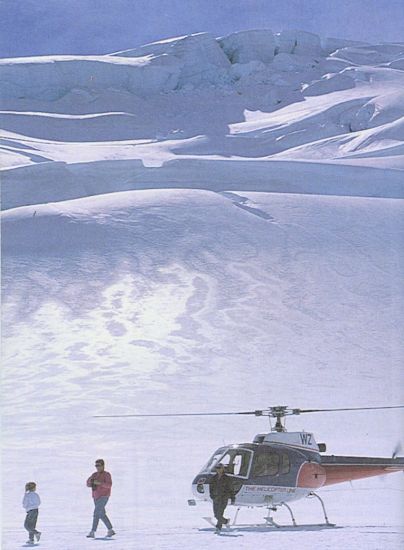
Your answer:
[201,447,228,473]
[201,447,253,479]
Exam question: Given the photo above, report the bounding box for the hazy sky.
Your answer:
[0,0,403,57]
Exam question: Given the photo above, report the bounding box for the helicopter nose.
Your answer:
[192,476,209,500]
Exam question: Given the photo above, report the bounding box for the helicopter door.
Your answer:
[219,448,253,479]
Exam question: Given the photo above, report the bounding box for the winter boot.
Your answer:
[86,531,95,538]
[107,529,116,537]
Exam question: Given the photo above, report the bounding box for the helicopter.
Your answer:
[95,404,404,529]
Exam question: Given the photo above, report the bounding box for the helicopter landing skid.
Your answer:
[228,505,286,529]
[306,491,335,526]
[227,495,335,530]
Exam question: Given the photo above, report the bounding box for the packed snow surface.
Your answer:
[1,29,404,549]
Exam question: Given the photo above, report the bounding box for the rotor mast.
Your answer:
[252,406,302,432]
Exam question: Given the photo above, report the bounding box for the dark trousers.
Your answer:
[24,509,39,541]
[92,496,113,532]
[213,497,229,529]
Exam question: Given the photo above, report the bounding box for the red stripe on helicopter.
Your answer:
[322,465,403,486]
[296,462,326,489]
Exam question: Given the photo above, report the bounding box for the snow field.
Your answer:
[1,28,404,550]
[2,189,404,550]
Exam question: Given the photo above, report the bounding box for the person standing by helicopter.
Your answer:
[209,463,235,533]
[86,459,115,538]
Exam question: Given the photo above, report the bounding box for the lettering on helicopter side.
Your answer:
[300,433,312,445]
[243,486,296,494]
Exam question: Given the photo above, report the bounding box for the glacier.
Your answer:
[1,28,404,550]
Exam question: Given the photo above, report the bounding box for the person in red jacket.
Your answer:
[86,459,115,538]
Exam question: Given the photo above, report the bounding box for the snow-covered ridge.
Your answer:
[1,30,398,101]
[1,29,404,208]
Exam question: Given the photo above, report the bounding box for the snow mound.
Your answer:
[349,91,404,131]
[331,44,404,65]
[272,52,320,71]
[1,189,222,252]
[388,57,404,70]
[0,111,146,141]
[0,55,181,100]
[275,29,322,56]
[321,37,370,56]
[111,32,231,88]
[219,30,276,64]
[303,72,355,96]
[348,116,404,152]
[0,33,232,101]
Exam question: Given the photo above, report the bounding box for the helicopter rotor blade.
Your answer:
[93,411,261,418]
[94,404,404,419]
[298,405,404,414]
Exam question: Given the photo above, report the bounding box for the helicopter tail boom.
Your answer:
[321,455,404,486]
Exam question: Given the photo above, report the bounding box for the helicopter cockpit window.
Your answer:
[201,447,253,478]
[253,452,280,476]
[253,452,291,477]
[219,448,253,478]
[201,447,228,473]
